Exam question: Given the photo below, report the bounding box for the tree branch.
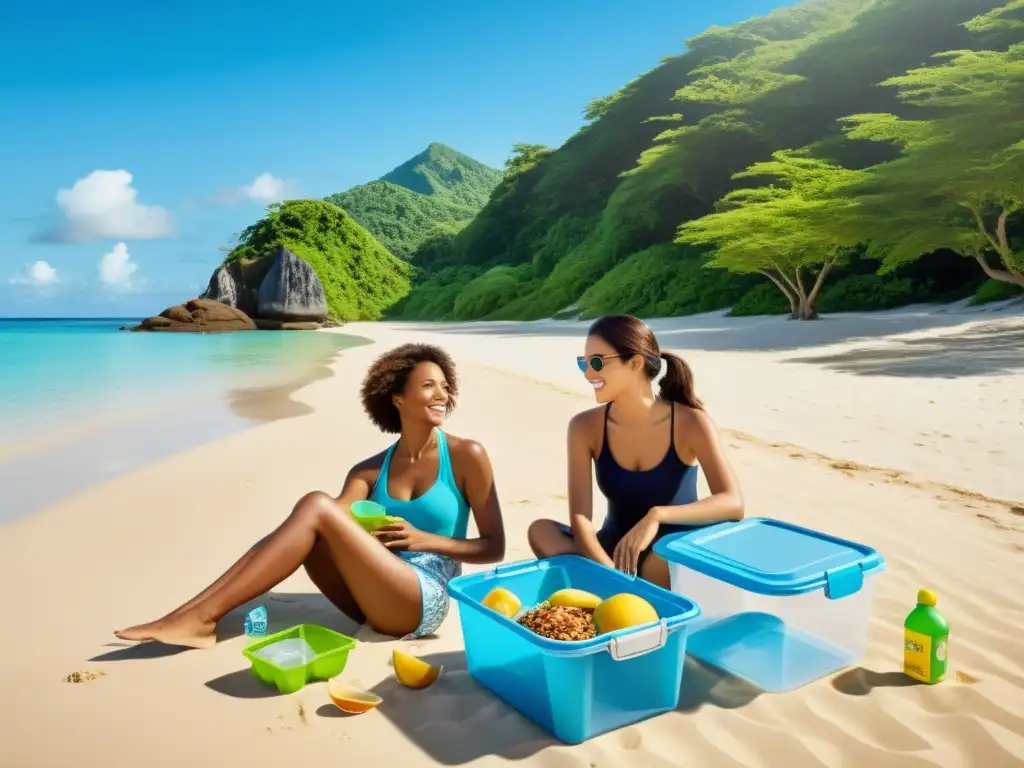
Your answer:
[972,251,1024,287]
[995,210,1010,257]
[807,256,836,306]
[767,258,802,296]
[968,203,1002,253]
[795,266,807,297]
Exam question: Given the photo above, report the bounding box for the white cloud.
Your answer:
[8,260,59,286]
[205,172,293,206]
[99,242,138,291]
[46,169,174,243]
[244,172,288,202]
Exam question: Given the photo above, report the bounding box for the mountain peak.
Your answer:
[380,144,501,204]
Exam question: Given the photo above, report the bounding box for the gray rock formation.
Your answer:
[202,262,241,309]
[257,247,328,321]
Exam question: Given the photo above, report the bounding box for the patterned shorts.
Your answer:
[397,550,461,638]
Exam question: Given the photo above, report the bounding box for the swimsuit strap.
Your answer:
[669,401,676,451]
[371,442,396,496]
[435,429,459,493]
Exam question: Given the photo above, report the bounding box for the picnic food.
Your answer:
[547,588,602,610]
[481,586,522,618]
[392,649,443,689]
[593,593,659,634]
[517,604,597,641]
[327,679,383,714]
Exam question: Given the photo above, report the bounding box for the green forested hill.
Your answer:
[326,143,502,258]
[389,0,1024,321]
[226,199,411,321]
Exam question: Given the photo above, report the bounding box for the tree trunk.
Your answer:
[760,259,835,320]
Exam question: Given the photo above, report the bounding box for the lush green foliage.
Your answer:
[326,143,501,258]
[227,199,411,321]
[834,41,1024,283]
[390,0,1023,321]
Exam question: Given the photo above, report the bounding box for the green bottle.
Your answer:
[903,588,949,684]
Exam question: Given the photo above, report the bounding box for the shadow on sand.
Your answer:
[784,324,1024,377]
[831,667,922,695]
[349,652,764,764]
[383,304,1022,354]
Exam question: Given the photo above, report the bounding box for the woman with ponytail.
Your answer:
[528,314,744,587]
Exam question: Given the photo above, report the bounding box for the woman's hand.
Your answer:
[372,518,433,553]
[612,512,660,577]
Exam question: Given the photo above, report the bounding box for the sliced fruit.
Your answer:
[547,588,602,610]
[481,587,522,618]
[593,593,659,634]
[392,649,442,689]
[327,679,383,714]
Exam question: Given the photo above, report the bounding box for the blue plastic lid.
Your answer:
[653,517,885,598]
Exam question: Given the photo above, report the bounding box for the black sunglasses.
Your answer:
[576,354,623,373]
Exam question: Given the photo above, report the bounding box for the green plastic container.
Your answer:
[350,499,394,533]
[242,624,356,694]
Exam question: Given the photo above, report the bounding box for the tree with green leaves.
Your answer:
[836,36,1024,286]
[677,150,865,319]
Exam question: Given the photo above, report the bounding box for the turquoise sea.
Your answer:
[0,319,369,520]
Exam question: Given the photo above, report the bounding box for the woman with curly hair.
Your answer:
[115,343,506,648]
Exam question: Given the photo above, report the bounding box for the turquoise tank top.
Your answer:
[368,429,471,540]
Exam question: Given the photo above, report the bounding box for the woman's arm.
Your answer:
[567,413,615,568]
[418,441,506,564]
[649,408,744,525]
[334,465,373,506]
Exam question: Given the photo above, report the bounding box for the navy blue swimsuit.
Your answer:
[561,402,700,568]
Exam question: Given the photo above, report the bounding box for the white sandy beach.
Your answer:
[1,304,1022,767]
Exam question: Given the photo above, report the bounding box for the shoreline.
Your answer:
[0,338,364,524]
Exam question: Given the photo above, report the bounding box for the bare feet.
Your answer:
[115,612,217,650]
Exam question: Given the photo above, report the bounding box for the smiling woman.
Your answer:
[528,314,744,588]
[114,342,507,648]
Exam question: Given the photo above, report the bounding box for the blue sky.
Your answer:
[1,0,785,318]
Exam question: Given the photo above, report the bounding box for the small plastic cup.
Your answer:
[350,500,391,533]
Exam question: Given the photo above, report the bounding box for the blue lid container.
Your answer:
[653,517,885,599]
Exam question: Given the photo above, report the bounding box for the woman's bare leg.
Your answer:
[639,552,671,590]
[115,492,420,647]
[527,519,576,558]
[302,536,365,623]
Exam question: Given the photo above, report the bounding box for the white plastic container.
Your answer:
[653,517,885,692]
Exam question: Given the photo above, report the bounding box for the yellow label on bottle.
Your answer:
[904,629,932,682]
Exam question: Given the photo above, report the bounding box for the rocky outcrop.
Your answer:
[125,298,257,332]
[198,246,329,327]
[200,258,271,318]
[257,247,328,322]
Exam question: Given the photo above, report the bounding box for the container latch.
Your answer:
[825,563,864,600]
[608,622,668,661]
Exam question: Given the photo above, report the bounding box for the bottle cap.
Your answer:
[917,589,937,607]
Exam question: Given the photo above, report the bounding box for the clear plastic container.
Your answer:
[654,517,885,693]
[447,554,701,744]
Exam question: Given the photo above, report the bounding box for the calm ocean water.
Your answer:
[0,319,370,519]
